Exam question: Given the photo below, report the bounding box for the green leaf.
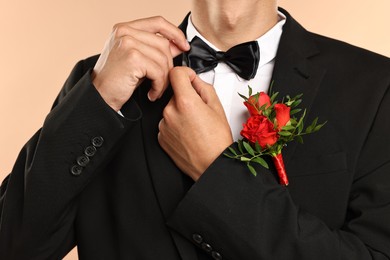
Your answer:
[270,92,279,103]
[313,121,327,132]
[228,147,238,156]
[243,141,255,156]
[238,92,248,101]
[247,164,257,176]
[238,140,244,154]
[297,123,303,134]
[306,117,319,133]
[255,141,262,153]
[296,135,304,144]
[252,157,269,169]
[291,99,302,108]
[223,153,236,159]
[269,80,275,94]
[296,109,306,134]
[260,103,268,111]
[248,86,253,96]
[279,131,292,136]
[290,108,302,115]
[310,117,319,128]
[305,125,314,134]
[293,93,303,100]
[281,125,295,131]
[289,118,298,125]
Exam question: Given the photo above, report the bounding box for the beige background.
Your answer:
[0,0,389,259]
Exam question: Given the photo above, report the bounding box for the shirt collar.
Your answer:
[186,11,286,70]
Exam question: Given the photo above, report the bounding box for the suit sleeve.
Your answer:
[166,88,390,258]
[0,57,142,259]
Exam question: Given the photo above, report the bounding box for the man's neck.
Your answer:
[190,0,279,51]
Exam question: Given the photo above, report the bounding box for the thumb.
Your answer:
[192,76,225,115]
[169,66,198,98]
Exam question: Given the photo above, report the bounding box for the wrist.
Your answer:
[92,71,126,112]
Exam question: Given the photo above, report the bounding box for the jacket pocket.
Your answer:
[287,151,347,177]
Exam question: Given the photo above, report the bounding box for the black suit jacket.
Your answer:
[1,8,390,260]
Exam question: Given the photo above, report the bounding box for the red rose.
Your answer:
[274,103,291,130]
[244,92,271,116]
[244,100,259,116]
[240,115,278,148]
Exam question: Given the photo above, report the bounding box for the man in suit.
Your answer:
[1,0,390,259]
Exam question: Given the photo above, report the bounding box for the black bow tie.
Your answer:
[185,36,260,80]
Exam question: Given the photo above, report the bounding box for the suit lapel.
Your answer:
[138,14,192,219]
[271,8,327,168]
[137,64,198,260]
[137,14,198,260]
[137,14,195,221]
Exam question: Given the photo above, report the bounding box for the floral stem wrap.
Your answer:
[272,153,288,186]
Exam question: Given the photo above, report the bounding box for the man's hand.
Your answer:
[158,67,233,181]
[92,16,190,111]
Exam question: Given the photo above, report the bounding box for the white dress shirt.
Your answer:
[186,12,286,141]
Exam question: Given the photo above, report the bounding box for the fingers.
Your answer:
[159,68,233,180]
[169,67,197,99]
[125,16,190,51]
[119,29,174,66]
[115,36,172,101]
[191,76,224,114]
[114,16,190,56]
[169,67,225,116]
[109,17,190,102]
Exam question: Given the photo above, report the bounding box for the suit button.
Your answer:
[192,234,203,244]
[77,155,90,167]
[84,146,97,157]
[212,251,222,260]
[71,165,83,176]
[201,242,212,253]
[91,136,104,147]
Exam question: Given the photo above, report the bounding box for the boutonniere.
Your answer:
[225,86,326,186]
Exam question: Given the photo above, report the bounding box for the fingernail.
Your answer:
[184,40,190,50]
[147,92,156,102]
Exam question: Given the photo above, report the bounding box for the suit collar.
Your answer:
[271,8,326,167]
[178,12,190,34]
[278,8,320,59]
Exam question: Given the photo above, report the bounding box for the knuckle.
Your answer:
[153,48,167,63]
[155,64,168,79]
[162,106,173,122]
[176,97,193,110]
[157,132,164,145]
[153,15,166,25]
[112,23,121,31]
[169,66,182,76]
[113,23,131,38]
[120,36,135,48]
[169,66,188,79]
[126,48,142,61]
[158,69,167,81]
[112,23,122,33]
[162,107,169,119]
[158,119,163,130]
